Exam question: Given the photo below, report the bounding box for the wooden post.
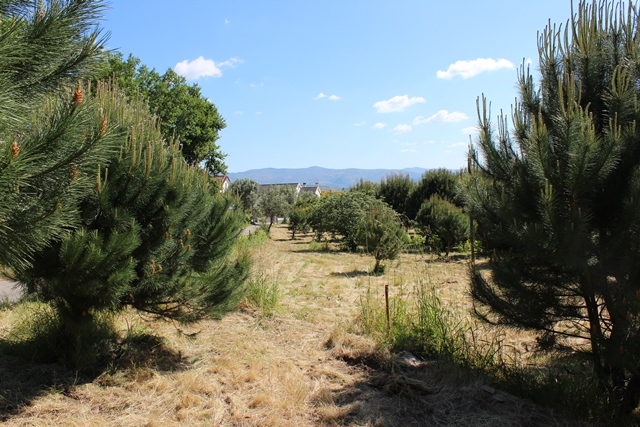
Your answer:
[385,284,390,332]
[468,154,475,265]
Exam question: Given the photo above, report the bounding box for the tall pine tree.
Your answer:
[464,0,640,410]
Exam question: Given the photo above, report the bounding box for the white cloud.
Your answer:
[414,110,468,124]
[218,57,243,68]
[401,149,418,153]
[315,92,341,101]
[461,126,478,135]
[393,124,412,134]
[373,95,425,113]
[255,111,262,116]
[174,56,242,80]
[436,58,514,79]
[234,111,244,115]
[450,142,467,148]
[224,18,230,24]
[372,122,387,130]
[422,140,436,144]
[353,121,366,127]
[249,83,264,88]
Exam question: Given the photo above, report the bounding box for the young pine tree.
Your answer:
[18,83,249,359]
[0,0,111,270]
[357,199,407,275]
[464,0,640,411]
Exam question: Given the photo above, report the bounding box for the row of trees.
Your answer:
[351,170,469,256]
[0,0,246,363]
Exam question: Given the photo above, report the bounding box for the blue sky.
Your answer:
[102,1,573,173]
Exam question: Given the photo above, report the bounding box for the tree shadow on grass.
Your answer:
[329,270,371,278]
[0,332,189,421]
[318,347,589,426]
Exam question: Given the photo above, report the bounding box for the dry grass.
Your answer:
[0,225,588,426]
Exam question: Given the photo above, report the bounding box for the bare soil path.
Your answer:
[0,225,587,426]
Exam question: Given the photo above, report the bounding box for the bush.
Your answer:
[415,195,468,256]
[309,191,376,251]
[357,200,408,274]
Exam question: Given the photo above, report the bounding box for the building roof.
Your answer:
[211,175,231,183]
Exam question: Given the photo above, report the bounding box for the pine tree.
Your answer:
[464,0,640,410]
[0,0,111,269]
[416,195,468,257]
[357,199,407,274]
[17,83,249,359]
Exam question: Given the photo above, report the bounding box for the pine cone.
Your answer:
[11,140,20,158]
[99,116,107,136]
[73,84,83,104]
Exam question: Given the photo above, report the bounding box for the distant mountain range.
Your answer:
[227,166,429,190]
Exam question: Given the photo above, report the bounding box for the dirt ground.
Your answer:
[0,225,589,426]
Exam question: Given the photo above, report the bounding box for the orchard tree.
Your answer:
[464,0,640,411]
[258,185,296,232]
[0,0,113,270]
[288,197,316,239]
[95,52,228,175]
[309,191,376,251]
[415,195,468,257]
[377,173,414,222]
[405,169,461,221]
[231,178,259,214]
[357,200,408,274]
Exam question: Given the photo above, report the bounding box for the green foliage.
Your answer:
[243,274,280,318]
[288,197,316,239]
[463,0,640,411]
[405,169,461,221]
[231,178,259,214]
[349,178,379,197]
[358,280,630,424]
[309,191,376,251]
[258,185,296,232]
[357,282,496,369]
[416,195,468,256]
[95,52,227,175]
[236,228,268,251]
[357,200,408,274]
[1,301,117,368]
[0,0,113,270]
[16,84,249,363]
[377,173,414,222]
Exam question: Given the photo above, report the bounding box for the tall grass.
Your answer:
[243,274,280,317]
[357,279,631,425]
[357,281,501,371]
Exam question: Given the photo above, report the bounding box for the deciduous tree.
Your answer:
[95,52,228,175]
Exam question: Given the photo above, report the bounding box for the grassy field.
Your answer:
[0,225,591,426]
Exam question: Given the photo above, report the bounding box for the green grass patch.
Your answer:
[243,274,280,317]
[357,280,632,425]
[0,301,118,370]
